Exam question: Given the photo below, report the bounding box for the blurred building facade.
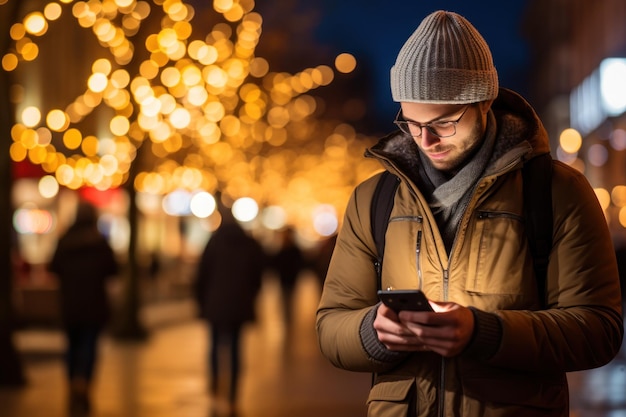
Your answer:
[523,0,626,246]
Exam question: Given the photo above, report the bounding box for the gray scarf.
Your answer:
[418,110,497,253]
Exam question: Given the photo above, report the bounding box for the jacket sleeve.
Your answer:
[488,161,624,372]
[316,174,407,373]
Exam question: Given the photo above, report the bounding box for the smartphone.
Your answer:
[377,289,433,312]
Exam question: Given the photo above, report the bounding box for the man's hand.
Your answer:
[374,301,475,357]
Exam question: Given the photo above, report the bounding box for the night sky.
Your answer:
[255,0,531,135]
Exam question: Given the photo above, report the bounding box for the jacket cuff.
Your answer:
[463,307,503,360]
[359,303,409,363]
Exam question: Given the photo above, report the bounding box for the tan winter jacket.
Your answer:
[316,89,623,417]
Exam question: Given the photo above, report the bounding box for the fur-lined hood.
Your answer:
[366,88,550,178]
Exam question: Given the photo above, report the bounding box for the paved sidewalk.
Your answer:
[2,272,626,417]
[1,274,371,417]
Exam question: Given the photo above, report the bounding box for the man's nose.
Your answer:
[420,128,440,147]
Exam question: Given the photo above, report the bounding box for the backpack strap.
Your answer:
[522,153,553,306]
[370,171,400,290]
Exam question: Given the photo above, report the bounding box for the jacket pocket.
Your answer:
[466,211,532,295]
[367,377,415,417]
[461,362,568,410]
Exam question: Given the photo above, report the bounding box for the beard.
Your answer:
[437,115,487,175]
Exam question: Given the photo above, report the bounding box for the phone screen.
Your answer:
[377,289,433,312]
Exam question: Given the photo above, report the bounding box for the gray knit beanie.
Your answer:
[390,10,499,104]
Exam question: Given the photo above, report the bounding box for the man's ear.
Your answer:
[478,99,494,114]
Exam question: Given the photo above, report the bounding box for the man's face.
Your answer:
[399,101,490,172]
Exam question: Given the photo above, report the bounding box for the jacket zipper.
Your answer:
[416,230,423,290]
[477,210,523,221]
[439,358,446,417]
[438,271,449,417]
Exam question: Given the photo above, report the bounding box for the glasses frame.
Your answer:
[394,105,471,138]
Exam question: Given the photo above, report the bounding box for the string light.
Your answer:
[2,0,377,231]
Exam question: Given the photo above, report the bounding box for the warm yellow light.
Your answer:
[244,102,263,120]
[29,146,48,164]
[10,142,27,162]
[35,127,52,146]
[2,53,19,71]
[21,106,41,127]
[63,128,83,150]
[56,164,74,186]
[83,90,102,108]
[11,124,26,142]
[93,19,115,42]
[158,94,177,114]
[38,175,59,199]
[110,115,130,136]
[114,0,134,7]
[594,188,611,211]
[318,65,335,85]
[20,42,39,61]
[88,73,108,93]
[214,0,235,13]
[9,23,26,41]
[105,88,131,110]
[132,81,153,102]
[150,121,172,143]
[100,154,119,175]
[560,128,582,154]
[267,107,289,129]
[181,65,202,86]
[173,21,192,40]
[169,108,191,129]
[140,96,162,117]
[187,85,208,106]
[204,66,228,88]
[92,58,112,76]
[335,53,357,74]
[161,67,181,87]
[157,28,178,49]
[140,60,160,79]
[224,4,244,22]
[46,109,70,132]
[20,128,38,149]
[81,135,99,156]
[165,1,188,21]
[43,3,63,21]
[612,185,626,208]
[204,101,226,122]
[24,12,47,36]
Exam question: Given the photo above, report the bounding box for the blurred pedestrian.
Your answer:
[270,227,305,336]
[311,233,337,285]
[49,201,119,416]
[193,201,266,415]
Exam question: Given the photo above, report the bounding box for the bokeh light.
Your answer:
[190,191,216,218]
[559,128,582,154]
[232,197,258,222]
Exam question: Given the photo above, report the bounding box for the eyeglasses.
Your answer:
[394,105,471,138]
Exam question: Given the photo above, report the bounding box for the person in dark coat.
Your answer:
[49,201,118,416]
[270,227,305,335]
[193,202,266,414]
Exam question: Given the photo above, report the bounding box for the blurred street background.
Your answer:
[1,0,626,416]
[2,267,372,417]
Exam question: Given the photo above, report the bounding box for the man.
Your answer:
[50,201,119,415]
[194,199,266,415]
[316,10,623,417]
